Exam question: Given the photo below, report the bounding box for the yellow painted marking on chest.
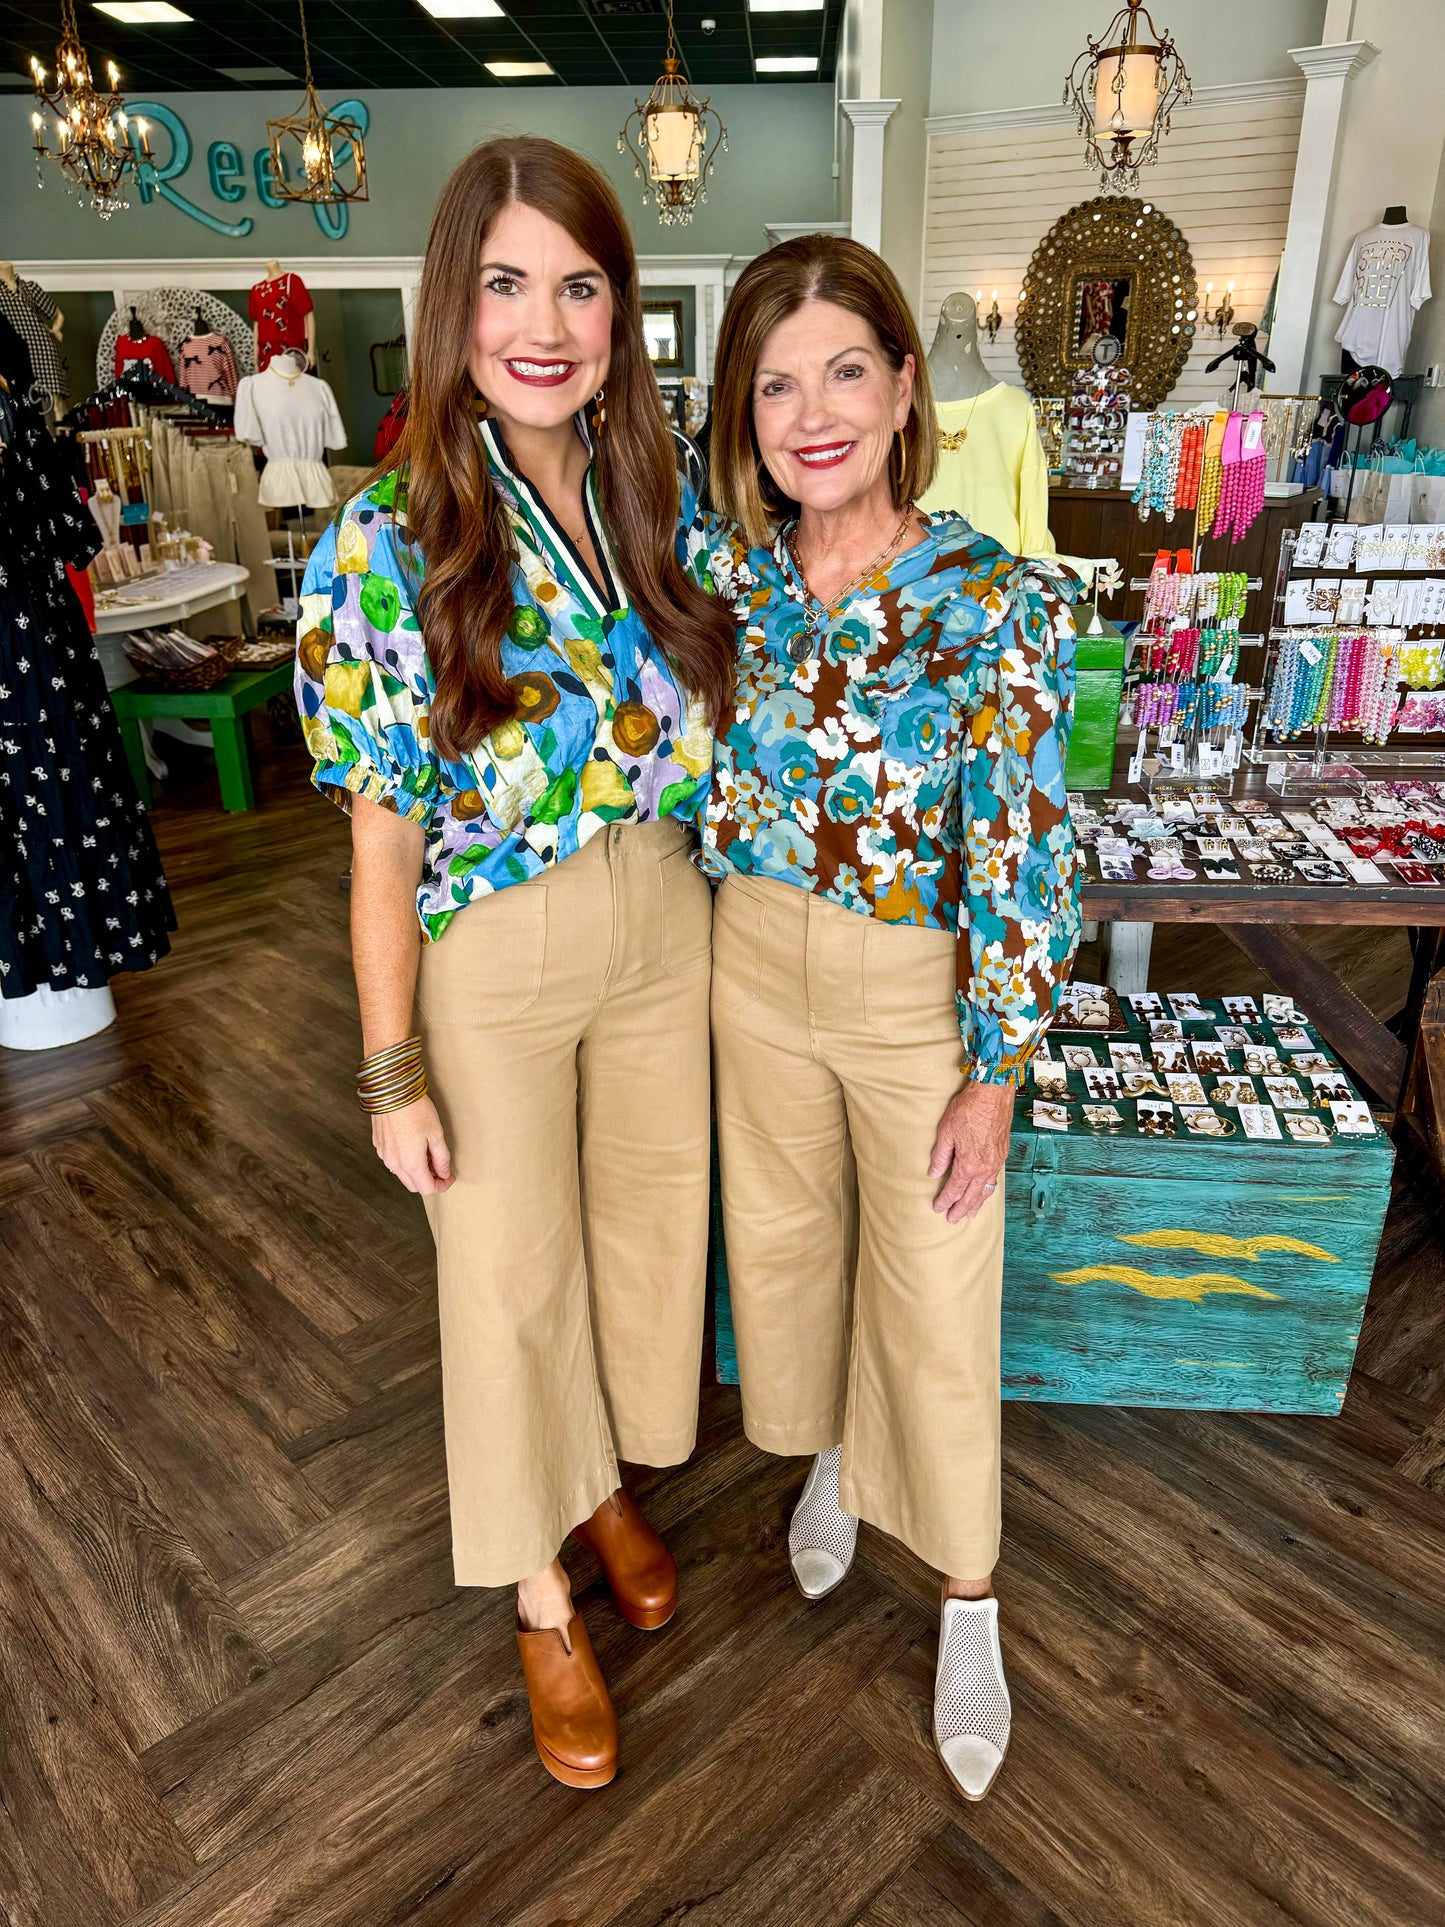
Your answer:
[1175,1359,1252,1367]
[1273,1195,1349,1203]
[1118,1230,1338,1264]
[1049,1265,1280,1303]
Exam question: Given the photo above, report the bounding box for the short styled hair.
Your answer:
[710,234,937,545]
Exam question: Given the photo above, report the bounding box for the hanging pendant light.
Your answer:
[1063,0,1192,192]
[29,0,151,218]
[618,0,726,228]
[266,0,367,206]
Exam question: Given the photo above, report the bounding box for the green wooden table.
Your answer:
[110,661,293,813]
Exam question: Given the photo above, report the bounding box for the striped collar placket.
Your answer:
[479,414,623,620]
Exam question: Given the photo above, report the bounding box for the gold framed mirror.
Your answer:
[1016,195,1196,409]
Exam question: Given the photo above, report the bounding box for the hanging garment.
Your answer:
[177,331,239,399]
[147,419,277,633]
[97,291,254,396]
[917,384,1056,558]
[0,316,175,999]
[114,332,176,384]
[0,277,67,407]
[249,272,313,367]
[1333,222,1432,378]
[234,360,347,508]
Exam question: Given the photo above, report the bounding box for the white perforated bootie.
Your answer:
[933,1593,1011,1800]
[788,1446,858,1600]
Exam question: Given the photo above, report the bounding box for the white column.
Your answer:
[839,98,900,253]
[1268,39,1378,392]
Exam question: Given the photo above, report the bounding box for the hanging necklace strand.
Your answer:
[786,504,915,636]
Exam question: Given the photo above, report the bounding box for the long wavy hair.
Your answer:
[377,136,734,758]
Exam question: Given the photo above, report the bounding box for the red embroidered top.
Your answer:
[249,272,313,367]
[114,333,175,383]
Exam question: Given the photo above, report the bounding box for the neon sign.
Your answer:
[125,100,369,242]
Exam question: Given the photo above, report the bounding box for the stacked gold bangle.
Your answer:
[357,1036,428,1114]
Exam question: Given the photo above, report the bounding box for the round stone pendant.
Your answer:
[787,634,811,663]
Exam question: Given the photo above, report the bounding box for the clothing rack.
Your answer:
[62,367,230,430]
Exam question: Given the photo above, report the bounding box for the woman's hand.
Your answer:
[372,1094,455,1195]
[928,1081,1014,1224]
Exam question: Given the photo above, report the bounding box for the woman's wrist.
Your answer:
[357,1035,428,1114]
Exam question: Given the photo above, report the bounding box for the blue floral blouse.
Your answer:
[701,513,1083,1086]
[295,417,730,941]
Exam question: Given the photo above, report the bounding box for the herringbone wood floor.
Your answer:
[2,725,1443,1927]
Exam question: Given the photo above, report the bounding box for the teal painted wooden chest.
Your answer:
[713,1093,1394,1418]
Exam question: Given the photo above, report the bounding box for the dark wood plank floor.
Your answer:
[2,727,1443,1927]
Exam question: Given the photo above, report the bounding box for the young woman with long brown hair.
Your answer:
[295,137,735,1790]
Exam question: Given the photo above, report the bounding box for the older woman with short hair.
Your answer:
[704,235,1081,1801]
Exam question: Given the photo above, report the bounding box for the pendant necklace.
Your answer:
[938,384,986,452]
[784,506,915,663]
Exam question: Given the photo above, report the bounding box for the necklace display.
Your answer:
[784,505,915,662]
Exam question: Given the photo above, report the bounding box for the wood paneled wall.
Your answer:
[922,83,1305,410]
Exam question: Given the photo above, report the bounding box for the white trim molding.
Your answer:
[764,220,851,247]
[839,97,899,254]
[1268,40,1379,391]
[925,73,1306,140]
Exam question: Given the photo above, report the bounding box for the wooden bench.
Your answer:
[110,661,294,813]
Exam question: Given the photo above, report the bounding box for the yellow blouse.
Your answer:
[918,384,1056,559]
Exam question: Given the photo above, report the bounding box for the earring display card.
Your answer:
[1240,1104,1283,1140]
[1330,1100,1376,1136]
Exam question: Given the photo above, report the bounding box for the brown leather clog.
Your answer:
[572,1488,678,1631]
[515,1611,618,1789]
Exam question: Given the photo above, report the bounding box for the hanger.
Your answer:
[63,366,229,427]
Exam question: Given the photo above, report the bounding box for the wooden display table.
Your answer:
[110,661,293,813]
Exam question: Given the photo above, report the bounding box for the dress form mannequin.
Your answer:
[0,260,66,415]
[1382,205,1408,225]
[252,258,317,371]
[927,293,998,403]
[918,290,1055,557]
[1333,206,1431,378]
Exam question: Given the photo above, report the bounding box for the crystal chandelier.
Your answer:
[1063,0,1192,192]
[266,0,368,206]
[29,0,152,218]
[618,0,725,228]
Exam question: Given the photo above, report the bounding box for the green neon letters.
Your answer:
[126,99,370,242]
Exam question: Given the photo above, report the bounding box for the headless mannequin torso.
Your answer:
[253,259,317,372]
[926,293,999,403]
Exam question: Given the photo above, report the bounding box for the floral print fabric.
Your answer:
[702,513,1082,1086]
[295,417,731,942]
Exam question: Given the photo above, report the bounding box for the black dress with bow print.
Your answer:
[0,317,175,999]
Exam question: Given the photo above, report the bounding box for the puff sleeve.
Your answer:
[294,507,442,828]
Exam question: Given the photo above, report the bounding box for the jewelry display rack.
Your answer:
[1247,527,1445,791]
[1123,566,1263,786]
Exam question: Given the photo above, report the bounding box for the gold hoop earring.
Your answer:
[591,386,606,438]
[892,429,906,493]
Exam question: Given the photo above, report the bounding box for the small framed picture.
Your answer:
[1239,1104,1283,1140]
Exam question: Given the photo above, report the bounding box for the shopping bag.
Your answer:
[1408,473,1445,522]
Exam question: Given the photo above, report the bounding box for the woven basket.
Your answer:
[123,634,238,692]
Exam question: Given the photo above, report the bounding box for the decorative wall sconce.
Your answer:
[1204,282,1235,337]
[974,288,1004,344]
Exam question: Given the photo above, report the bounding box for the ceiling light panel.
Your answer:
[419,0,505,16]
[749,1,825,10]
[486,60,554,76]
[92,2,193,20]
[756,55,819,71]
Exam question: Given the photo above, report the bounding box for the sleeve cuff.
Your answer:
[311,760,435,828]
[964,1059,1028,1090]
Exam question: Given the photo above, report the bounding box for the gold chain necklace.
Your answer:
[785,506,915,653]
[937,385,987,452]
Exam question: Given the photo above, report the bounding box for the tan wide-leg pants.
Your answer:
[415,819,713,1586]
[712,874,1005,1580]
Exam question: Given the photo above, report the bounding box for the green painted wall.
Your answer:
[3,83,838,262]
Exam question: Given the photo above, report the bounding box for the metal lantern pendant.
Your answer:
[266,0,367,206]
[29,0,151,218]
[1064,0,1192,191]
[618,0,725,228]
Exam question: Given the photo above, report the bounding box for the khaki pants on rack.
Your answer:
[416,819,713,1587]
[712,874,1005,1580]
